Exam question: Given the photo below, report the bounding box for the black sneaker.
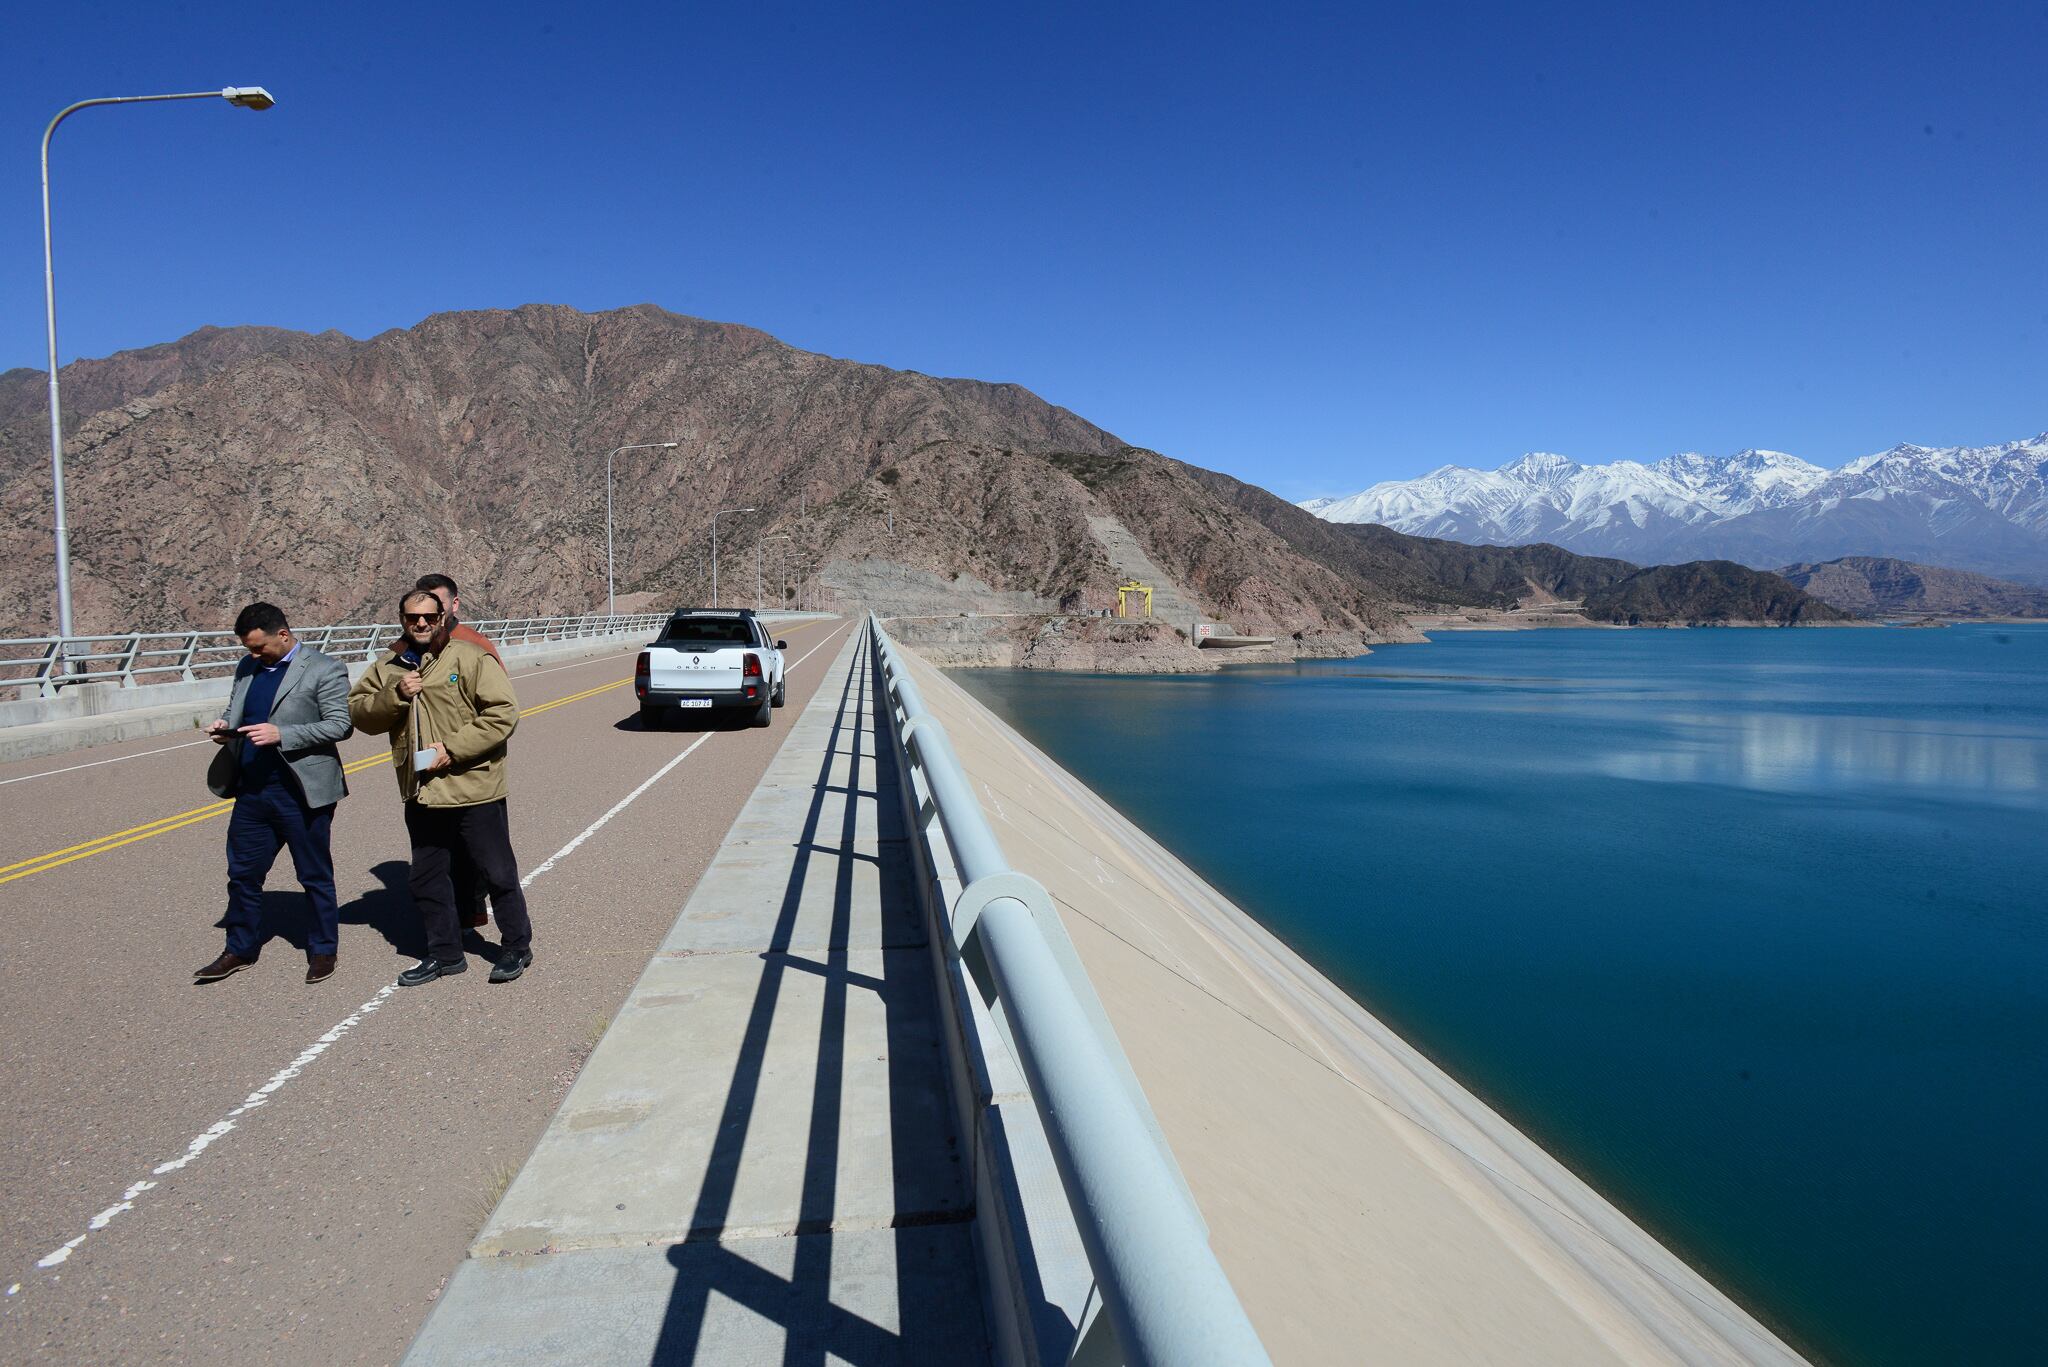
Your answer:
[488,949,533,984]
[397,957,466,987]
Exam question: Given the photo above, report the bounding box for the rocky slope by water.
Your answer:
[1580,561,1853,626]
[1777,556,2048,619]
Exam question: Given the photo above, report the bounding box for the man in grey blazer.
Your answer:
[195,602,354,985]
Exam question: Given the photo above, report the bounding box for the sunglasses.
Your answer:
[403,611,445,624]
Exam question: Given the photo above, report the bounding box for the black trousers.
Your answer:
[403,799,533,964]
[452,844,491,921]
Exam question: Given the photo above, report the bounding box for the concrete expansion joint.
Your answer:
[475,1203,979,1264]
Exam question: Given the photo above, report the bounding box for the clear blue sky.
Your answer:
[4,1,2042,498]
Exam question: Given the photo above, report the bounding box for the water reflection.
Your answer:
[1594,711,2048,805]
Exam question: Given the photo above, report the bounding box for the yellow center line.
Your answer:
[0,617,835,886]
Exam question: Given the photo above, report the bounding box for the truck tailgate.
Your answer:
[647,647,742,692]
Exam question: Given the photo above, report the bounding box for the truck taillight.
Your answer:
[743,653,763,679]
[634,652,650,697]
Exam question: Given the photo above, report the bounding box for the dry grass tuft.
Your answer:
[471,1161,521,1231]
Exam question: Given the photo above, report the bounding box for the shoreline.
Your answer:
[894,605,1896,674]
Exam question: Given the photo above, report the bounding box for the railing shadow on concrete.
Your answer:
[869,615,1272,1367]
[650,626,980,1363]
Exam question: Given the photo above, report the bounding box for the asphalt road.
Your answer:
[0,618,854,1365]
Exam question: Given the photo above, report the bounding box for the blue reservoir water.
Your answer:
[956,625,2047,1367]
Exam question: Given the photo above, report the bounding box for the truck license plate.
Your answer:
[678,698,712,709]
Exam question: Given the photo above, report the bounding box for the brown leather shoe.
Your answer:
[306,954,337,984]
[195,951,255,983]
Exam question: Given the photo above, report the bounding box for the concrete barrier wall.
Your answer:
[0,614,836,765]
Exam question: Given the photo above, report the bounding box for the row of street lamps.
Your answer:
[605,462,792,615]
[38,88,804,640]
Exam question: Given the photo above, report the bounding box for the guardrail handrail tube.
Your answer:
[868,615,1271,1367]
[976,891,1272,1367]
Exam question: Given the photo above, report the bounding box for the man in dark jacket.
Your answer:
[196,602,354,985]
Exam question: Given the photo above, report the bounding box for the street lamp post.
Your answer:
[710,507,755,608]
[605,441,678,616]
[40,86,275,659]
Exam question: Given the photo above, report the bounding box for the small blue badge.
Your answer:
[448,672,459,683]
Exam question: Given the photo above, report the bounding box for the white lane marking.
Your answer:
[34,1238,82,1269]
[519,733,714,882]
[784,628,843,674]
[23,621,849,1280]
[0,738,209,787]
[35,978,402,1271]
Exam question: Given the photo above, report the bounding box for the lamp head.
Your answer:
[222,87,276,110]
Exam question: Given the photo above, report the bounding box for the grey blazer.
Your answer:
[206,645,354,808]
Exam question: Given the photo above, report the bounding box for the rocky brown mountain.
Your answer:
[1579,561,1852,625]
[0,306,1122,635]
[0,304,1843,647]
[1777,556,2048,619]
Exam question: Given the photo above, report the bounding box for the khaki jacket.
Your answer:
[348,637,518,806]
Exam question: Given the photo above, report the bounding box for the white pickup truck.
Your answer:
[634,609,787,728]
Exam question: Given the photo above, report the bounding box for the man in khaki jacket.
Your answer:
[350,589,534,986]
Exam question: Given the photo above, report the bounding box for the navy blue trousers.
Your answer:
[223,781,338,958]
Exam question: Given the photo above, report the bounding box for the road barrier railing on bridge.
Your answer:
[869,615,1272,1367]
[2,612,671,699]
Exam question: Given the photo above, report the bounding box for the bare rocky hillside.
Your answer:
[1777,556,2048,618]
[1,304,1842,651]
[0,306,1123,634]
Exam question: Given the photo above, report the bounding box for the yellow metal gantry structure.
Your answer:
[1116,580,1153,618]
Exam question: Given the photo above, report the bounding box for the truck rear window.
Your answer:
[659,619,755,647]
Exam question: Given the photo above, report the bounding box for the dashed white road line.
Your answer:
[24,623,847,1280]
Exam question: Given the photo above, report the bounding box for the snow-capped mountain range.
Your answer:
[1299,435,2048,584]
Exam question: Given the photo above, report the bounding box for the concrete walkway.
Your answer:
[405,630,989,1364]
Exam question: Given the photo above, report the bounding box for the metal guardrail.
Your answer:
[0,613,671,697]
[869,615,1271,1367]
